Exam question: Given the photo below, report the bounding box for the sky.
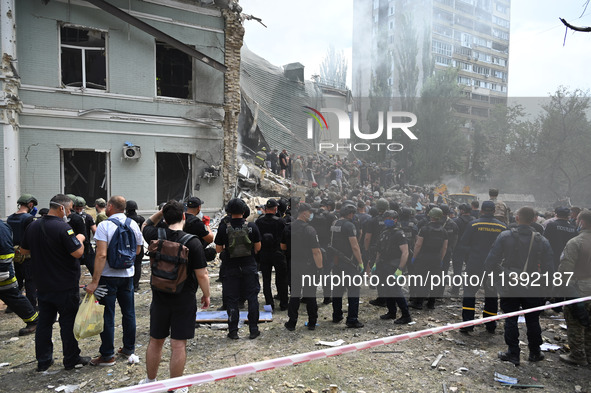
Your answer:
[240,0,591,97]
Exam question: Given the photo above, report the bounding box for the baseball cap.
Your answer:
[265,199,279,208]
[555,206,570,217]
[481,201,496,212]
[187,196,204,208]
[298,203,313,213]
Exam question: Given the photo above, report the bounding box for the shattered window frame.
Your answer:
[60,24,107,91]
[155,40,194,100]
[61,149,110,203]
[156,152,192,205]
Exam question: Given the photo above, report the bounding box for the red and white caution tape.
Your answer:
[101,296,591,393]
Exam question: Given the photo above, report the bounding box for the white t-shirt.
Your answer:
[94,212,143,278]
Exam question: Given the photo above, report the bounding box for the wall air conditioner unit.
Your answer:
[123,145,141,160]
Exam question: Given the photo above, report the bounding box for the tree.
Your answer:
[408,68,466,184]
[319,45,348,89]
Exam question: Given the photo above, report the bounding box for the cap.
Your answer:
[555,206,570,217]
[95,198,107,208]
[265,199,279,209]
[126,200,138,211]
[187,197,204,208]
[481,200,496,212]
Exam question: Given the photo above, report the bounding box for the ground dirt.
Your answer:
[1,263,590,393]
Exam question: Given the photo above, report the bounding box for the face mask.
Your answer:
[197,212,204,220]
[257,210,263,215]
[62,207,69,223]
[30,207,38,216]
[308,213,314,221]
[384,219,395,228]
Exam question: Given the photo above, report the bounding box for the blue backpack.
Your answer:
[106,218,137,269]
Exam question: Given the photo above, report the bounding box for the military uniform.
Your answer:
[490,197,509,224]
[559,228,591,365]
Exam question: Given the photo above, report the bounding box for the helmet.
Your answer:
[400,207,413,219]
[376,198,389,213]
[384,210,399,220]
[439,204,450,215]
[74,197,86,207]
[389,200,400,212]
[330,180,338,186]
[428,207,444,220]
[373,191,380,197]
[17,194,38,206]
[66,194,77,203]
[243,204,251,219]
[425,203,437,214]
[126,200,138,211]
[262,147,267,151]
[340,204,356,217]
[277,198,288,214]
[368,207,379,217]
[226,198,246,215]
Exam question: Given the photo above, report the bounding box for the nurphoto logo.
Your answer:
[304,107,418,152]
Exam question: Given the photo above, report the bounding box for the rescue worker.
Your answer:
[374,210,412,324]
[0,219,38,335]
[410,207,448,310]
[330,203,365,328]
[558,210,591,366]
[436,204,459,297]
[282,203,322,331]
[255,199,288,311]
[74,196,97,276]
[214,198,261,339]
[457,201,506,333]
[484,207,553,365]
[7,193,38,309]
[489,188,509,225]
[451,204,474,295]
[544,207,577,272]
[310,199,337,304]
[255,146,267,168]
[364,198,389,307]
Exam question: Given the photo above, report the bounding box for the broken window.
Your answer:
[62,150,109,203]
[156,153,191,204]
[156,41,193,99]
[60,26,107,90]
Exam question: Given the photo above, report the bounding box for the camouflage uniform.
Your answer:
[559,228,591,363]
[490,196,509,224]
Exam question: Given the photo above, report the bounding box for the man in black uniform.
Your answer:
[410,208,448,310]
[125,200,145,291]
[330,204,365,328]
[74,197,97,276]
[451,204,474,296]
[311,199,337,304]
[364,198,389,306]
[457,201,506,333]
[375,210,412,324]
[484,207,553,365]
[0,219,38,335]
[544,207,577,272]
[7,193,38,309]
[21,194,89,372]
[255,199,288,311]
[436,204,459,297]
[215,199,261,339]
[283,203,322,331]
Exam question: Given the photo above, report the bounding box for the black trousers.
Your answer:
[288,271,318,326]
[0,285,38,323]
[36,289,81,369]
[223,262,260,334]
[259,250,288,309]
[15,259,36,309]
[500,297,544,355]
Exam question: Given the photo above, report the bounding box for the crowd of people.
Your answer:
[1,185,591,390]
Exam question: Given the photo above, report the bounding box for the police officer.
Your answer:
[74,197,97,276]
[311,199,337,304]
[125,200,145,291]
[436,204,459,297]
[451,204,474,296]
[484,207,553,366]
[255,199,288,311]
[375,210,412,324]
[544,207,577,272]
[0,219,38,335]
[7,193,38,309]
[20,194,89,371]
[282,203,322,331]
[410,207,448,310]
[330,203,365,328]
[364,198,389,307]
[184,197,214,246]
[214,198,262,339]
[457,201,506,333]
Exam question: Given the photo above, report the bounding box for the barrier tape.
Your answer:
[101,296,591,393]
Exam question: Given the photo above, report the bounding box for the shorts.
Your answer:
[149,290,197,340]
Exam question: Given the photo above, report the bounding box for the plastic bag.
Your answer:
[74,293,105,340]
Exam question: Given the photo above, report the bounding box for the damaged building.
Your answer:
[0,0,245,216]
[238,47,352,158]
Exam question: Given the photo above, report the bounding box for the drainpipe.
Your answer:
[1,0,21,217]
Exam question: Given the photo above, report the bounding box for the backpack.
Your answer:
[227,222,253,258]
[148,228,195,294]
[377,227,402,256]
[106,217,137,269]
